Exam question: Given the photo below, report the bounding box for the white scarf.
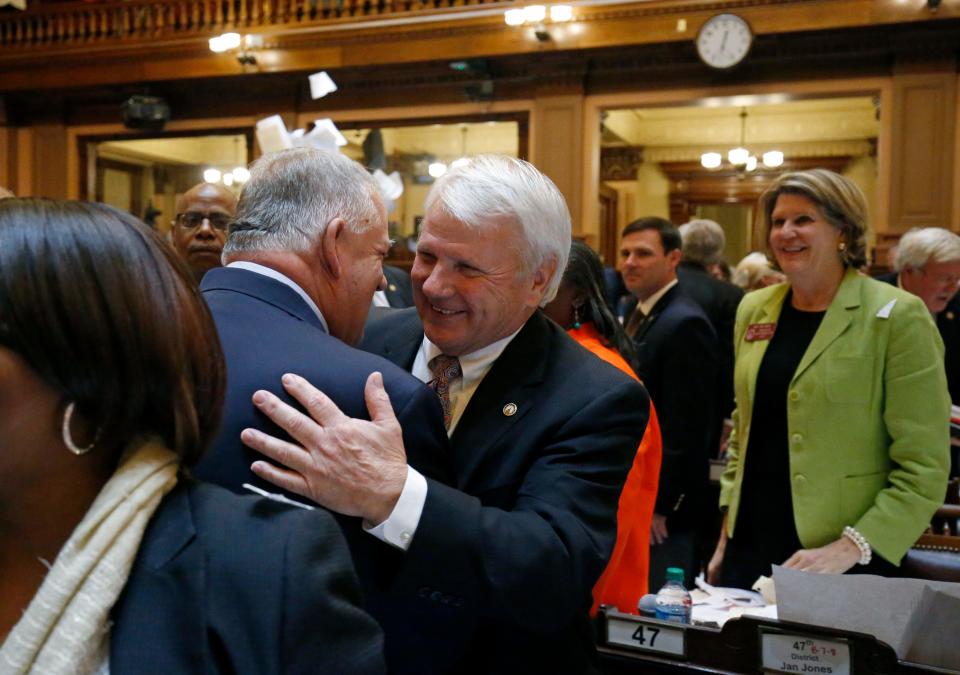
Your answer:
[0,440,179,675]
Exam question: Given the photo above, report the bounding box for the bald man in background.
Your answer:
[172,182,237,281]
[0,186,14,199]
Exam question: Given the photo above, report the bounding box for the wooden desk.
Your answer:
[596,611,956,674]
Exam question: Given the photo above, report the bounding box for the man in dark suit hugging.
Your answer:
[192,148,453,670]
[620,217,720,591]
[242,155,650,674]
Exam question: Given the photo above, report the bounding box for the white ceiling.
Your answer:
[99,134,249,166]
[602,97,878,147]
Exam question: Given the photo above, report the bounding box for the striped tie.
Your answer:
[428,354,462,430]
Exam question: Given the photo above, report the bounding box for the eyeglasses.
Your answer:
[174,212,232,231]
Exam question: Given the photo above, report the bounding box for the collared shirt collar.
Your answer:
[226,261,329,333]
[638,277,678,316]
[412,326,523,435]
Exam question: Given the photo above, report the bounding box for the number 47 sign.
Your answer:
[606,612,687,657]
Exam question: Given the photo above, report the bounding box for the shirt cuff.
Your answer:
[363,466,427,551]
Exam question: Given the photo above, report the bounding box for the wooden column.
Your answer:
[885,60,957,234]
[531,94,585,236]
[31,123,69,199]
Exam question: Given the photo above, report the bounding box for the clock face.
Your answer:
[696,13,753,69]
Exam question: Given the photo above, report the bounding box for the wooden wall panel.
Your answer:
[0,127,11,192]
[531,95,583,235]
[887,66,957,232]
[31,123,68,200]
[15,128,32,197]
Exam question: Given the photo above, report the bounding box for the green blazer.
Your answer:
[719,268,950,564]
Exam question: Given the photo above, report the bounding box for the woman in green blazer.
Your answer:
[708,169,950,589]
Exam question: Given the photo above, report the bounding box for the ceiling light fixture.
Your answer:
[700,107,785,172]
[209,31,261,66]
[503,4,573,41]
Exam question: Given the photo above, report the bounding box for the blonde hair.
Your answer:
[758,169,868,269]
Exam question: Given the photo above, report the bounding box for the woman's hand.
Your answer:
[706,513,728,584]
[782,536,861,574]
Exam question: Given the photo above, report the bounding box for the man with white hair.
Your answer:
[192,149,453,670]
[243,155,649,674]
[195,147,449,492]
[880,227,960,404]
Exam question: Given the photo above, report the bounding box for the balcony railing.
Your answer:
[0,0,504,49]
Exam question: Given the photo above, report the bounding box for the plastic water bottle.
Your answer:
[654,567,692,624]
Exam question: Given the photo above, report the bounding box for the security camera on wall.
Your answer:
[121,95,170,131]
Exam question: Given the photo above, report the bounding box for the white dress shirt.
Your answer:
[637,277,678,317]
[365,328,521,551]
[226,261,329,332]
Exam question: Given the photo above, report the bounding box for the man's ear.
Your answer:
[532,257,558,298]
[319,218,347,279]
[667,247,683,268]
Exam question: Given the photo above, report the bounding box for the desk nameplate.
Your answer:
[605,611,687,657]
[761,629,851,675]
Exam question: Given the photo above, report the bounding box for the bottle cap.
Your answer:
[665,567,685,583]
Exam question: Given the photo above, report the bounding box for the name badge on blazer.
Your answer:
[745,322,776,342]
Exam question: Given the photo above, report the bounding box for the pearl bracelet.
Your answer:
[842,526,872,566]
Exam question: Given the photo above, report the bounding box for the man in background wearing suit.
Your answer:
[243,155,649,674]
[678,219,743,422]
[372,264,415,308]
[170,181,237,283]
[879,227,960,476]
[621,217,719,590]
[879,227,960,405]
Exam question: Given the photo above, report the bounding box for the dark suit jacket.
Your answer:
[361,309,649,675]
[111,479,385,674]
[630,283,719,530]
[677,261,743,417]
[878,271,960,405]
[193,267,453,654]
[383,264,414,308]
[194,266,451,495]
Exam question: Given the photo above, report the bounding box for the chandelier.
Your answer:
[700,108,784,172]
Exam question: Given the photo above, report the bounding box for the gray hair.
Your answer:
[679,219,726,266]
[423,155,571,304]
[225,148,380,256]
[894,227,960,272]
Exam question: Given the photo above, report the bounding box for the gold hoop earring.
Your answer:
[62,402,97,456]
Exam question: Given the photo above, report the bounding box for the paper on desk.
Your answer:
[773,565,960,671]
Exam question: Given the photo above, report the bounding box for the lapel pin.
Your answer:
[947,311,955,321]
[502,403,518,416]
[388,284,397,292]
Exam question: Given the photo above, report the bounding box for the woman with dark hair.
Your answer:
[0,199,384,674]
[709,169,950,588]
[544,239,662,614]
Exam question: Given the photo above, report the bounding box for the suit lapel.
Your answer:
[111,482,208,673]
[634,284,679,342]
[374,309,424,370]
[744,284,789,408]
[792,268,861,383]
[449,313,549,490]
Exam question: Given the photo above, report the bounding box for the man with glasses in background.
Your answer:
[172,182,237,282]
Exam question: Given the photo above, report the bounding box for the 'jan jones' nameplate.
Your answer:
[606,612,686,657]
[761,631,850,675]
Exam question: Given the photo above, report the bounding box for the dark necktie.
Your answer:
[625,307,648,338]
[428,354,462,430]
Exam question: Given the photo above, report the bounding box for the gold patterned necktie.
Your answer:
[428,354,463,430]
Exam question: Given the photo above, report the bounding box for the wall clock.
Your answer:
[696,13,753,70]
